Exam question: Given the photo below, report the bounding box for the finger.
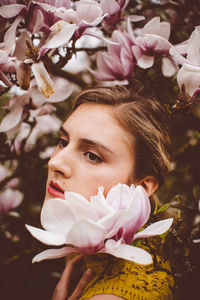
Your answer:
[52,254,83,300]
[69,268,93,300]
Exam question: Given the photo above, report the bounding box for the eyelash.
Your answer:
[83,151,104,163]
[57,138,104,164]
[58,138,68,148]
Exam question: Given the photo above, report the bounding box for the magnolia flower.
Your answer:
[91,30,134,81]
[0,1,60,52]
[170,26,200,97]
[26,183,173,265]
[128,17,175,76]
[0,188,23,216]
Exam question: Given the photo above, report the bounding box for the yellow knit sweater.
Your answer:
[77,238,174,300]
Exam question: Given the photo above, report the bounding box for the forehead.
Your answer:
[63,103,133,154]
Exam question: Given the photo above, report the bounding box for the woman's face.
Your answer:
[44,103,135,202]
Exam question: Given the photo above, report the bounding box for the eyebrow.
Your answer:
[59,126,114,155]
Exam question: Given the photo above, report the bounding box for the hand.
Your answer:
[52,254,93,300]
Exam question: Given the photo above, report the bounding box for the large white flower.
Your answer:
[26,183,173,265]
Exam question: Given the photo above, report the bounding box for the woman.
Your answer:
[45,86,174,299]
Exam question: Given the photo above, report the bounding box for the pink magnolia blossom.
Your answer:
[0,188,23,215]
[128,17,176,76]
[170,26,200,98]
[91,30,134,81]
[26,183,173,265]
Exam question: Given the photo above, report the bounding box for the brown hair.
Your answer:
[73,85,173,187]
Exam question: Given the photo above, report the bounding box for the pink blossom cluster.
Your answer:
[0,0,200,144]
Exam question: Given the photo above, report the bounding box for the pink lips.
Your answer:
[48,180,65,199]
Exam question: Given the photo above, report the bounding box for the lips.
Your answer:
[48,180,65,199]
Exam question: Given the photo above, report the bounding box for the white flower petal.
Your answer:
[31,61,55,98]
[177,63,200,96]
[41,198,76,235]
[32,246,78,263]
[98,209,132,238]
[162,57,176,77]
[25,224,66,246]
[102,239,153,265]
[44,22,76,49]
[66,219,106,249]
[134,218,173,240]
[0,104,23,132]
[0,4,25,18]
[65,191,99,221]
[4,15,24,54]
[137,55,154,69]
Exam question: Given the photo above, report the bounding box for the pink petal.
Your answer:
[76,0,103,23]
[41,198,76,235]
[121,186,151,243]
[43,22,76,49]
[0,189,23,213]
[177,63,200,96]
[100,0,120,15]
[162,57,176,77]
[120,47,133,77]
[99,209,132,238]
[143,17,170,40]
[134,218,173,240]
[137,54,154,69]
[32,246,78,263]
[127,14,145,22]
[4,15,24,53]
[98,52,124,78]
[169,46,190,66]
[90,187,114,218]
[89,68,116,81]
[0,104,23,132]
[119,0,130,10]
[187,26,200,66]
[0,4,25,18]
[13,32,31,61]
[66,219,106,250]
[65,191,100,221]
[144,34,172,51]
[25,224,66,246]
[31,61,55,98]
[106,183,133,210]
[102,239,153,265]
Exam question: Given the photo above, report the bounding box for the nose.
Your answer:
[48,147,72,178]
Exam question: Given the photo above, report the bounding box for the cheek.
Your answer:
[85,167,133,198]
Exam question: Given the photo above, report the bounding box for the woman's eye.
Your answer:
[84,151,103,163]
[58,138,68,148]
